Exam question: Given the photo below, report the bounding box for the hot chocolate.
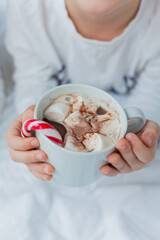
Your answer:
[43,93,121,152]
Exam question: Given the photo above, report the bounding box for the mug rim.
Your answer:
[34,84,128,156]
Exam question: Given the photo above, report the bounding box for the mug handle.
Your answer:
[124,107,146,133]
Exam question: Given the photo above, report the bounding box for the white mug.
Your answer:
[34,84,146,187]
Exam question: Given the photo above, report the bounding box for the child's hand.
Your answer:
[100,120,160,177]
[6,105,55,181]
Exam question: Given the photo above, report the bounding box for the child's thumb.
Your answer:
[22,105,36,124]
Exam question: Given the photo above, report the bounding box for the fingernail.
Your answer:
[30,140,37,147]
[118,144,127,150]
[145,135,153,147]
[126,135,134,143]
[43,175,49,181]
[104,170,110,175]
[36,154,42,160]
[43,168,49,174]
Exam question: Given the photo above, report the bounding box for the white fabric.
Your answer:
[0,70,4,116]
[0,0,14,97]
[0,1,5,116]
[5,0,160,125]
[0,94,160,240]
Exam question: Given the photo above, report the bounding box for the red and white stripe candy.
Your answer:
[21,119,63,146]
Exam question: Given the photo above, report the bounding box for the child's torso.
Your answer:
[19,0,159,94]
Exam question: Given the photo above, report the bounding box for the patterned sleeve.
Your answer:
[110,53,160,125]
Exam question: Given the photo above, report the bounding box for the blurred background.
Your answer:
[0,0,14,116]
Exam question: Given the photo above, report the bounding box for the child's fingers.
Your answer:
[116,138,145,171]
[22,105,35,123]
[125,133,155,164]
[6,105,38,151]
[7,136,39,151]
[6,114,39,151]
[107,152,131,173]
[26,162,55,176]
[9,149,47,164]
[139,120,160,148]
[28,168,53,181]
[100,163,119,176]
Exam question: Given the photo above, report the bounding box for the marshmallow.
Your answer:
[90,118,100,132]
[99,118,121,142]
[82,112,93,122]
[83,96,99,114]
[44,102,70,122]
[73,96,98,114]
[95,113,113,122]
[83,133,113,152]
[64,111,91,137]
[72,96,84,112]
[64,134,85,152]
[55,94,74,105]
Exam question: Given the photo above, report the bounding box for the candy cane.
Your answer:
[21,119,63,146]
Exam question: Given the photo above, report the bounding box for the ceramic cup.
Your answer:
[34,84,146,187]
